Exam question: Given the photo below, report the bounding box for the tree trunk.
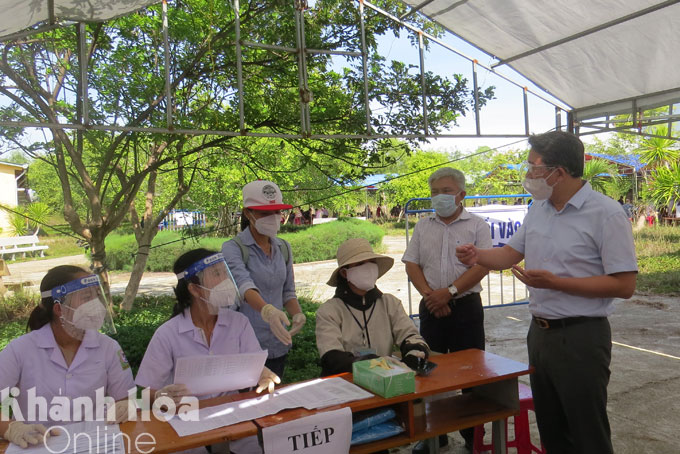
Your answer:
[120,229,155,310]
[89,232,112,304]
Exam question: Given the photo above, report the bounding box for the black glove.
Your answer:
[403,353,426,371]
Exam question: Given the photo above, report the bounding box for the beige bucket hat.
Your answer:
[327,238,394,286]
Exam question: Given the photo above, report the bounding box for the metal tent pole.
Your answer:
[418,32,429,135]
[162,0,173,129]
[473,60,481,135]
[358,0,372,134]
[233,0,246,132]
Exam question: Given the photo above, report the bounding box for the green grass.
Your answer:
[634,225,680,295]
[5,235,85,263]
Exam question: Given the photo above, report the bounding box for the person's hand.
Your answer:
[511,265,557,289]
[154,384,190,404]
[3,421,60,448]
[455,244,478,265]
[432,305,451,318]
[260,304,292,345]
[424,288,450,312]
[106,400,135,425]
[288,312,306,336]
[255,367,281,394]
[402,350,426,370]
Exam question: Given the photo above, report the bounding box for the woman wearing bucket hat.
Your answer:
[315,238,430,377]
[222,180,305,379]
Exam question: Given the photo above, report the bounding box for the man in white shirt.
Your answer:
[402,167,491,452]
[456,131,638,454]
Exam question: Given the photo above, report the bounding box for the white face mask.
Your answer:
[345,262,380,291]
[431,193,460,218]
[522,169,557,200]
[65,298,107,332]
[199,279,237,313]
[253,214,281,238]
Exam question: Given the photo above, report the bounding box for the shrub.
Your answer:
[281,218,384,264]
[109,295,176,376]
[105,218,383,270]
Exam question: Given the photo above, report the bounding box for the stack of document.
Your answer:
[169,377,373,437]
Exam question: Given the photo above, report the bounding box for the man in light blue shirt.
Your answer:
[456,131,637,454]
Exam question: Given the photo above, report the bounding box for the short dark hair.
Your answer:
[528,131,584,177]
[172,248,217,317]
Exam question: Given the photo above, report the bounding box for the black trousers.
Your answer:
[419,292,485,354]
[527,317,613,454]
[265,354,288,380]
[419,292,485,444]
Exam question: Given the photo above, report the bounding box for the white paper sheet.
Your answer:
[167,377,373,437]
[173,350,268,396]
[5,421,123,454]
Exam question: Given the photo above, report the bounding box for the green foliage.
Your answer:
[280,218,384,264]
[0,289,39,324]
[105,218,383,270]
[381,147,527,204]
[0,202,53,236]
[282,299,321,384]
[637,126,679,168]
[583,158,621,195]
[105,231,225,272]
[8,209,28,235]
[109,295,176,376]
[644,161,680,208]
[0,321,25,351]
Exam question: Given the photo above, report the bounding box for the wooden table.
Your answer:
[1,349,531,454]
[0,392,260,454]
[256,349,532,454]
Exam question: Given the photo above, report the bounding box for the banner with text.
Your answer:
[468,205,529,248]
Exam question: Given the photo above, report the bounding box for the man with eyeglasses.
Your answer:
[456,131,638,454]
[402,167,491,453]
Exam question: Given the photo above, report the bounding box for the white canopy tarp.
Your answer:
[0,0,158,40]
[401,0,680,120]
[3,0,680,126]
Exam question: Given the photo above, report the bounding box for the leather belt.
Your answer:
[533,316,606,330]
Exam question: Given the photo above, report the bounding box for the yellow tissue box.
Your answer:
[352,356,416,398]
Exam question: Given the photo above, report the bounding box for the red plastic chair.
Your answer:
[473,382,545,454]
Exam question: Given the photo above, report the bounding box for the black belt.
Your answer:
[532,316,606,330]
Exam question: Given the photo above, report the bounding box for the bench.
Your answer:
[0,234,49,260]
[662,217,680,226]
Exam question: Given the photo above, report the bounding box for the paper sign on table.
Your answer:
[262,407,352,454]
[173,350,268,396]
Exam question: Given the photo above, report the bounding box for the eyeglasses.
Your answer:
[519,161,555,174]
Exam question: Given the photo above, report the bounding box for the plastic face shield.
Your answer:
[176,253,241,314]
[41,274,115,340]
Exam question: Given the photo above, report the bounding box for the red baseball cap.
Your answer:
[242,180,293,211]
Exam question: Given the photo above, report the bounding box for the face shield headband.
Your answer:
[176,253,242,311]
[40,274,116,338]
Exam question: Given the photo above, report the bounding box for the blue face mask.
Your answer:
[431,193,460,217]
